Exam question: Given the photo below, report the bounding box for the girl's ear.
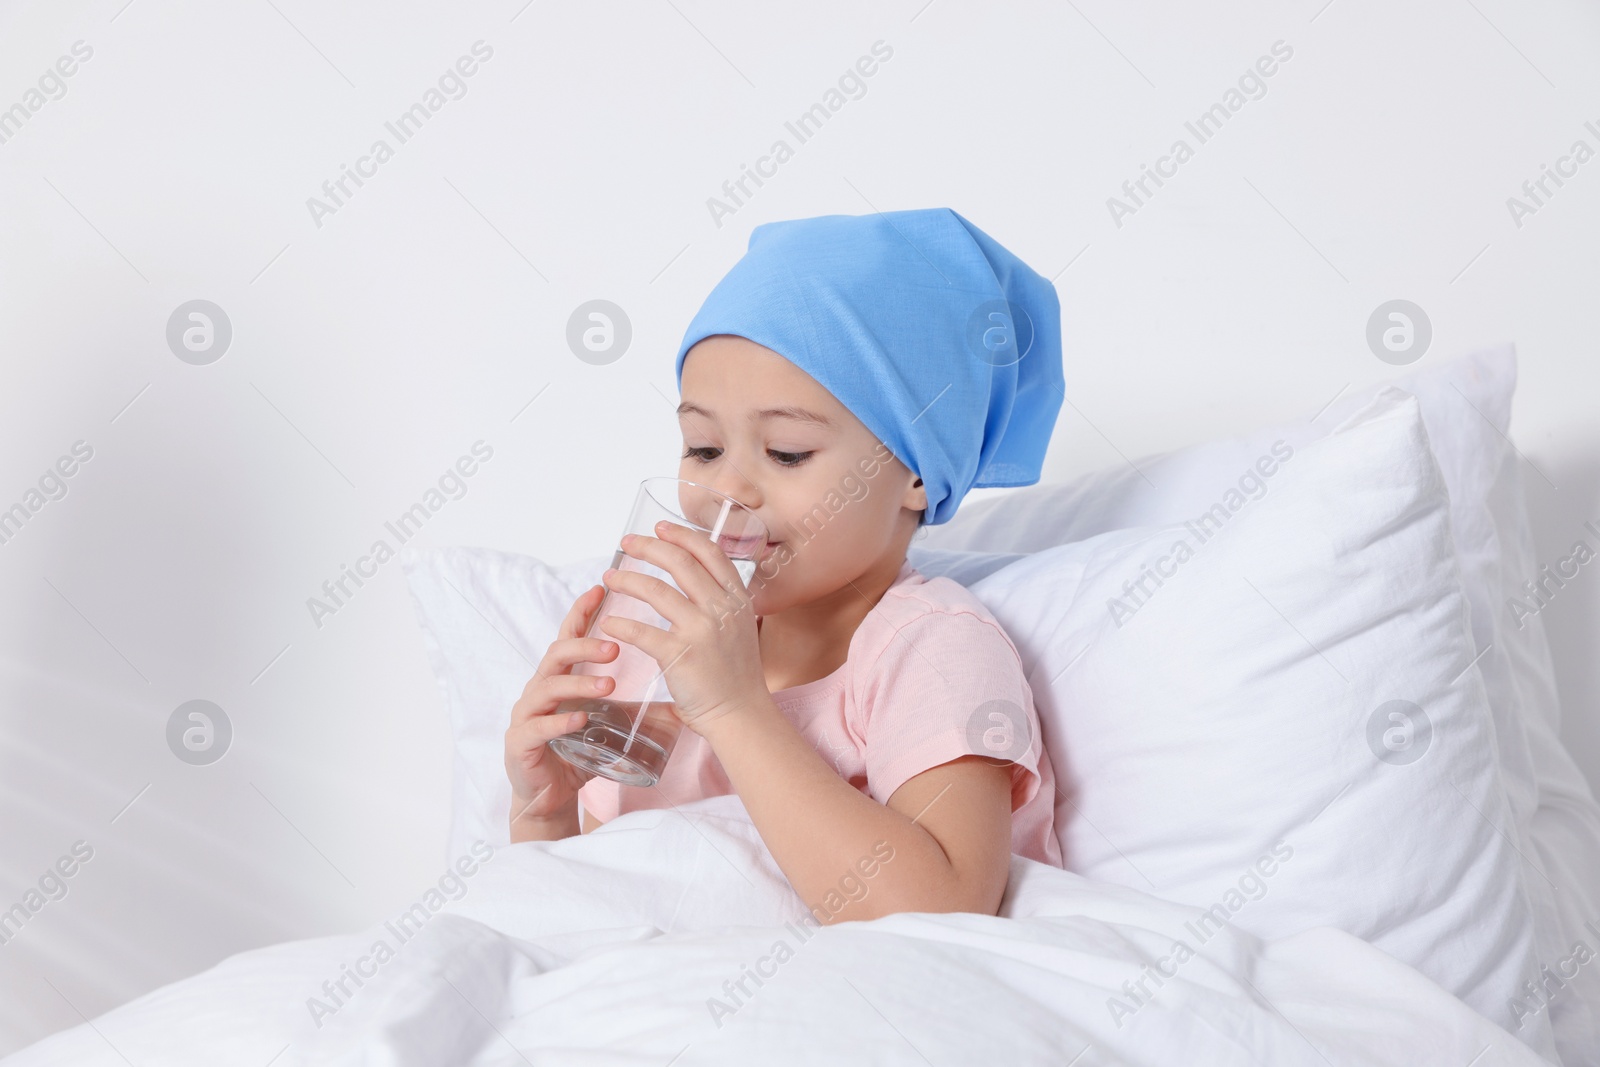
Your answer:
[906,476,927,513]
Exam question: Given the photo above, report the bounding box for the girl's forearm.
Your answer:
[697,695,976,923]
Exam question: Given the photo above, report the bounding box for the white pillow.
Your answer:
[939,389,1547,1050]
[400,545,610,853]
[921,344,1600,1059]
[928,350,1548,819]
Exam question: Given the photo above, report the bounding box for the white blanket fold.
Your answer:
[1,796,1552,1066]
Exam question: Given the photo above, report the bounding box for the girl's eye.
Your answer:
[681,446,814,468]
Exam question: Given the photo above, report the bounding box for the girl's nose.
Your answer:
[708,475,766,540]
[709,466,760,512]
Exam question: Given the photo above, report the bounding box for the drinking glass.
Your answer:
[546,477,768,787]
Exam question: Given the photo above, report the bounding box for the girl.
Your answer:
[504,208,1065,925]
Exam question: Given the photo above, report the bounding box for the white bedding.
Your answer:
[1,795,1551,1066]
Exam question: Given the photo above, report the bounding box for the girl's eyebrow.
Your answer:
[677,401,834,428]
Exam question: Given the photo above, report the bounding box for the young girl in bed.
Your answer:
[504,208,1065,924]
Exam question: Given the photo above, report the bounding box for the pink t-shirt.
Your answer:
[578,559,1063,868]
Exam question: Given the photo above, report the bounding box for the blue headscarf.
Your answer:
[673,208,1063,526]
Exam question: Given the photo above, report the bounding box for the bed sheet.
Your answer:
[0,795,1554,1066]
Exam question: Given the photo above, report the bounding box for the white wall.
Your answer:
[1,0,1596,1054]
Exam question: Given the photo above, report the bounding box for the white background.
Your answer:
[1,0,1596,1054]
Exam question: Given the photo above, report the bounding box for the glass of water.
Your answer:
[546,477,768,787]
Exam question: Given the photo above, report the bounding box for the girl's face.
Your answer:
[677,334,927,614]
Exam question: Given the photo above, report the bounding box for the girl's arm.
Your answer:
[593,523,1016,918]
[698,693,1015,924]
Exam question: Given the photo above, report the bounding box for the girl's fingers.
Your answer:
[558,584,606,641]
[525,632,618,703]
[534,585,610,678]
[639,524,745,612]
[508,707,591,754]
[511,585,615,726]
[511,672,613,726]
[602,563,698,632]
[528,637,615,692]
[598,613,666,663]
[547,636,620,672]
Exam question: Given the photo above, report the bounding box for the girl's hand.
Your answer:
[598,520,766,734]
[503,584,619,824]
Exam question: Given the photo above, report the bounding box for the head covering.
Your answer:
[674,208,1063,526]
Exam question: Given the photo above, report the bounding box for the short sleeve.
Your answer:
[856,609,1046,813]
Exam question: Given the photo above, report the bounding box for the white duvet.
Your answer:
[2,795,1551,1066]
